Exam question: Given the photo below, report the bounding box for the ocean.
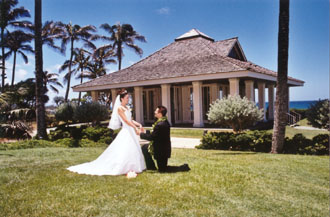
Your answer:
[265,100,318,110]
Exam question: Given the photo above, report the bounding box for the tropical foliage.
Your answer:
[207,95,264,132]
[100,22,146,70]
[54,102,76,126]
[57,22,96,101]
[306,99,329,129]
[4,30,34,86]
[0,0,31,91]
[198,130,329,155]
[73,101,109,126]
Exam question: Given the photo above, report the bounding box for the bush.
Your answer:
[1,121,31,140]
[0,140,64,150]
[198,132,234,150]
[207,96,264,132]
[80,138,106,147]
[283,134,312,154]
[309,134,329,155]
[248,130,272,153]
[55,138,80,147]
[0,138,108,150]
[74,102,109,125]
[55,102,76,125]
[82,126,113,142]
[198,130,328,155]
[306,99,329,129]
[48,126,114,145]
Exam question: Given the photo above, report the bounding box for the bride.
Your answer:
[67,90,146,176]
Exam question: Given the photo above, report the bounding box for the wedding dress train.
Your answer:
[67,109,146,176]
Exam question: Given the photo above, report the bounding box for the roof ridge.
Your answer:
[215,37,238,43]
[199,39,246,71]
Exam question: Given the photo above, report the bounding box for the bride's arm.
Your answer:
[118,107,139,133]
[131,120,142,128]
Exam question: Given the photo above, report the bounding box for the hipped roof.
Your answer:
[73,29,304,92]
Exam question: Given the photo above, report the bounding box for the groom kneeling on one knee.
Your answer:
[139,106,171,172]
[139,106,190,173]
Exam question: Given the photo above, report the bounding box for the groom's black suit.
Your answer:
[140,119,171,172]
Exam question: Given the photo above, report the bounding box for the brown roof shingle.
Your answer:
[73,29,304,90]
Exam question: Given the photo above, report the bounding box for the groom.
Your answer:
[139,106,171,172]
[139,106,190,173]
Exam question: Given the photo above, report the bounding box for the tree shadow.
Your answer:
[213,152,257,156]
[0,153,15,157]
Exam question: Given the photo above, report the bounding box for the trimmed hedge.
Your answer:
[197,131,329,155]
[48,126,116,145]
[0,138,107,150]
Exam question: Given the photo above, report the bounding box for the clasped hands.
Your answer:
[135,124,145,135]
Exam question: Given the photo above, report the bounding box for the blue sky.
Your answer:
[7,0,329,104]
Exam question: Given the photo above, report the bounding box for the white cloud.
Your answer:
[156,7,170,15]
[16,69,28,80]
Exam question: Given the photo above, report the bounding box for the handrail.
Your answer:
[287,113,296,125]
[290,110,301,123]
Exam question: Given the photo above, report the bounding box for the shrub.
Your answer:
[80,139,107,147]
[74,102,109,125]
[248,130,272,152]
[55,102,76,125]
[55,138,80,147]
[82,126,113,142]
[0,138,108,150]
[198,132,234,150]
[306,99,329,129]
[283,134,312,154]
[1,121,31,140]
[198,130,328,155]
[0,140,65,150]
[207,96,264,132]
[309,134,329,155]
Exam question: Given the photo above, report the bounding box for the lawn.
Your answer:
[0,147,328,216]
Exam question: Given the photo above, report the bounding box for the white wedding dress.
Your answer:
[67,108,146,176]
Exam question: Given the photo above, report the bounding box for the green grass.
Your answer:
[296,118,311,127]
[171,128,205,138]
[284,126,328,139]
[0,147,328,216]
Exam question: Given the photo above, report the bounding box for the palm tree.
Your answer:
[58,22,96,102]
[4,30,33,86]
[34,0,47,139]
[100,22,146,70]
[41,21,63,53]
[0,0,31,92]
[83,40,116,77]
[41,70,63,94]
[59,48,89,105]
[271,0,290,153]
[70,48,90,104]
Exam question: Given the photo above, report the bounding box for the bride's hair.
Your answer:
[118,89,128,102]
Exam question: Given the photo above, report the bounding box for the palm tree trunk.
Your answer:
[11,51,17,86]
[64,39,74,102]
[1,27,5,91]
[34,0,48,139]
[78,68,83,105]
[271,0,290,153]
[118,41,122,70]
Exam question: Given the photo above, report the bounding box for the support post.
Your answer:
[192,81,204,127]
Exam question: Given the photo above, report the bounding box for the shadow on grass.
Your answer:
[0,153,15,157]
[213,152,257,156]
